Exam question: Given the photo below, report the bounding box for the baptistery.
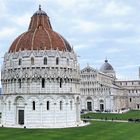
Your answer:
[1,6,81,128]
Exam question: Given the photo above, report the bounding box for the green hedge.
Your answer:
[81,110,140,120]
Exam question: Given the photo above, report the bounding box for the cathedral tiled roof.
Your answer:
[9,5,72,53]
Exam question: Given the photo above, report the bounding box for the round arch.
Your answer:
[86,96,93,111]
[99,99,104,112]
[14,96,25,125]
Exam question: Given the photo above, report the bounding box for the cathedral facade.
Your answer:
[80,60,140,113]
[0,7,81,128]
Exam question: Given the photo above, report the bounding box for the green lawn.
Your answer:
[0,121,140,140]
[82,110,140,120]
[0,111,140,139]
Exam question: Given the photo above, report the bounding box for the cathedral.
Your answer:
[0,6,81,128]
[80,60,140,113]
[0,6,140,128]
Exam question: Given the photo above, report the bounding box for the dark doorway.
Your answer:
[137,104,140,109]
[87,102,92,111]
[18,110,24,125]
[100,104,104,112]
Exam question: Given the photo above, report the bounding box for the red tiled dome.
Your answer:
[9,6,72,53]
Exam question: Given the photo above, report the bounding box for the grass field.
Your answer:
[82,110,140,120]
[0,111,140,139]
[0,121,140,140]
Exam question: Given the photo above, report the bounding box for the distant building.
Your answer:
[80,60,140,113]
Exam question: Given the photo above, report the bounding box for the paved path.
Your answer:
[82,118,128,123]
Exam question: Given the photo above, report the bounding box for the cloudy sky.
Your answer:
[0,0,140,86]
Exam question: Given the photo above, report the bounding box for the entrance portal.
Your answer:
[137,104,140,109]
[100,104,104,112]
[87,102,92,111]
[18,110,24,125]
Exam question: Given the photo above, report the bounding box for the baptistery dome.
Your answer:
[1,6,81,128]
[9,6,72,53]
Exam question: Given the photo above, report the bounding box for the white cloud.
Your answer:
[111,23,133,30]
[55,0,77,7]
[70,19,134,35]
[94,59,105,64]
[54,0,89,8]
[74,44,87,50]
[71,19,101,33]
[103,1,132,17]
[52,0,101,12]
[79,58,94,67]
[0,27,17,39]
[11,13,31,27]
[36,0,47,3]
[118,64,139,70]
[0,0,7,18]
[113,37,140,44]
[0,0,6,10]
[105,48,125,54]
